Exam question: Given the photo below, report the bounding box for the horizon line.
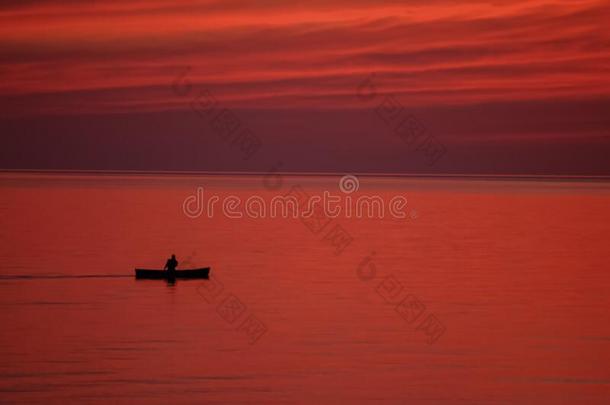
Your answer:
[2,169,610,182]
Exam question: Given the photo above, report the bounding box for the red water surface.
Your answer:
[1,173,609,404]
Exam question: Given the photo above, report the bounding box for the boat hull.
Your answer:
[134,268,210,279]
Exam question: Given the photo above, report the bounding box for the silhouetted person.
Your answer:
[164,254,178,275]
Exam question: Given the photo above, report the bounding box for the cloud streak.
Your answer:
[1,0,608,110]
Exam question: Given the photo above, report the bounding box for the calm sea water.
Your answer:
[1,173,609,404]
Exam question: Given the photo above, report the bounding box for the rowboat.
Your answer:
[134,268,210,279]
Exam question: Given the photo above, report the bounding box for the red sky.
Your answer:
[1,0,609,174]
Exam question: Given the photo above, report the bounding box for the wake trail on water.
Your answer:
[0,274,133,280]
